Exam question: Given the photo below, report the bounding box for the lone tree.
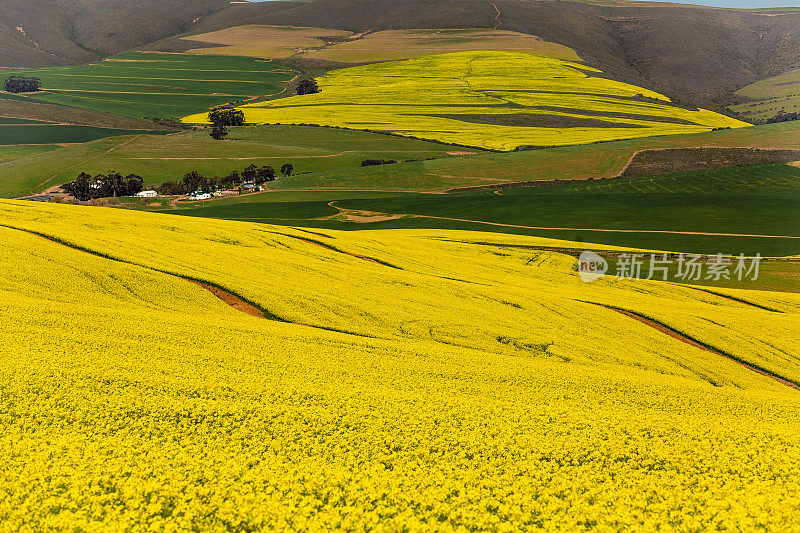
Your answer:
[296,79,319,96]
[210,123,229,140]
[281,163,294,177]
[208,108,245,127]
[4,76,41,93]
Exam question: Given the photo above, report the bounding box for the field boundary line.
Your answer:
[327,202,800,239]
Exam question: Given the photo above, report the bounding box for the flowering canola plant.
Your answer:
[0,200,799,530]
[183,51,751,151]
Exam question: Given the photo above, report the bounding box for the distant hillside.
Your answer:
[0,0,233,67]
[3,0,800,112]
[183,51,748,151]
[204,0,800,108]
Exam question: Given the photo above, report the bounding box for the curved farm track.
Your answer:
[584,301,800,391]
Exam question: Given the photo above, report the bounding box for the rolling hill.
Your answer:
[732,66,800,121]
[2,199,800,528]
[0,0,232,67]
[163,0,800,109]
[183,51,748,151]
[0,0,798,113]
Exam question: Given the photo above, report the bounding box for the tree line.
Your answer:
[62,172,144,201]
[766,111,800,124]
[60,163,295,200]
[3,76,41,93]
[157,164,294,196]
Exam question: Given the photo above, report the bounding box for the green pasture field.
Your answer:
[0,125,163,146]
[0,125,465,198]
[267,121,800,192]
[0,145,61,162]
[164,163,800,257]
[8,52,296,119]
[0,117,53,124]
[732,68,800,121]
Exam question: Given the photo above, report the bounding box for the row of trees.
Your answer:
[62,172,144,201]
[766,111,800,124]
[361,159,398,167]
[4,76,41,93]
[157,164,294,195]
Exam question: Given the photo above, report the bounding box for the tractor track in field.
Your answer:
[485,1,504,29]
[678,285,786,313]
[0,223,379,338]
[580,301,800,391]
[266,230,403,269]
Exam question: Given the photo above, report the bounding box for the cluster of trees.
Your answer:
[296,79,319,95]
[208,108,245,140]
[157,163,294,195]
[766,111,800,124]
[361,159,398,167]
[4,76,41,93]
[62,172,144,201]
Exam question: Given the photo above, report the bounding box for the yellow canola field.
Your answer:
[1,200,800,530]
[183,51,750,151]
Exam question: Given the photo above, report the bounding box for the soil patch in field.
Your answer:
[190,280,267,319]
[620,148,800,178]
[428,113,642,129]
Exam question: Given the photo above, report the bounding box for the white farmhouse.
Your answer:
[188,192,212,201]
[135,190,158,198]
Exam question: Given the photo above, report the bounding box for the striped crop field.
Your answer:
[731,67,800,121]
[0,200,799,529]
[183,51,750,151]
[8,52,296,119]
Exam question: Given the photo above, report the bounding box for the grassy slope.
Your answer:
[177,26,581,63]
[1,200,800,528]
[0,95,175,130]
[267,121,800,191]
[0,0,231,67]
[732,67,800,121]
[220,0,800,108]
[0,125,167,147]
[179,25,353,58]
[0,144,60,162]
[0,125,466,198]
[188,51,747,151]
[166,163,800,258]
[7,118,796,200]
[9,52,296,119]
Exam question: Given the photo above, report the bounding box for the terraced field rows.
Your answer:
[187,51,749,150]
[10,52,296,118]
[732,67,800,121]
